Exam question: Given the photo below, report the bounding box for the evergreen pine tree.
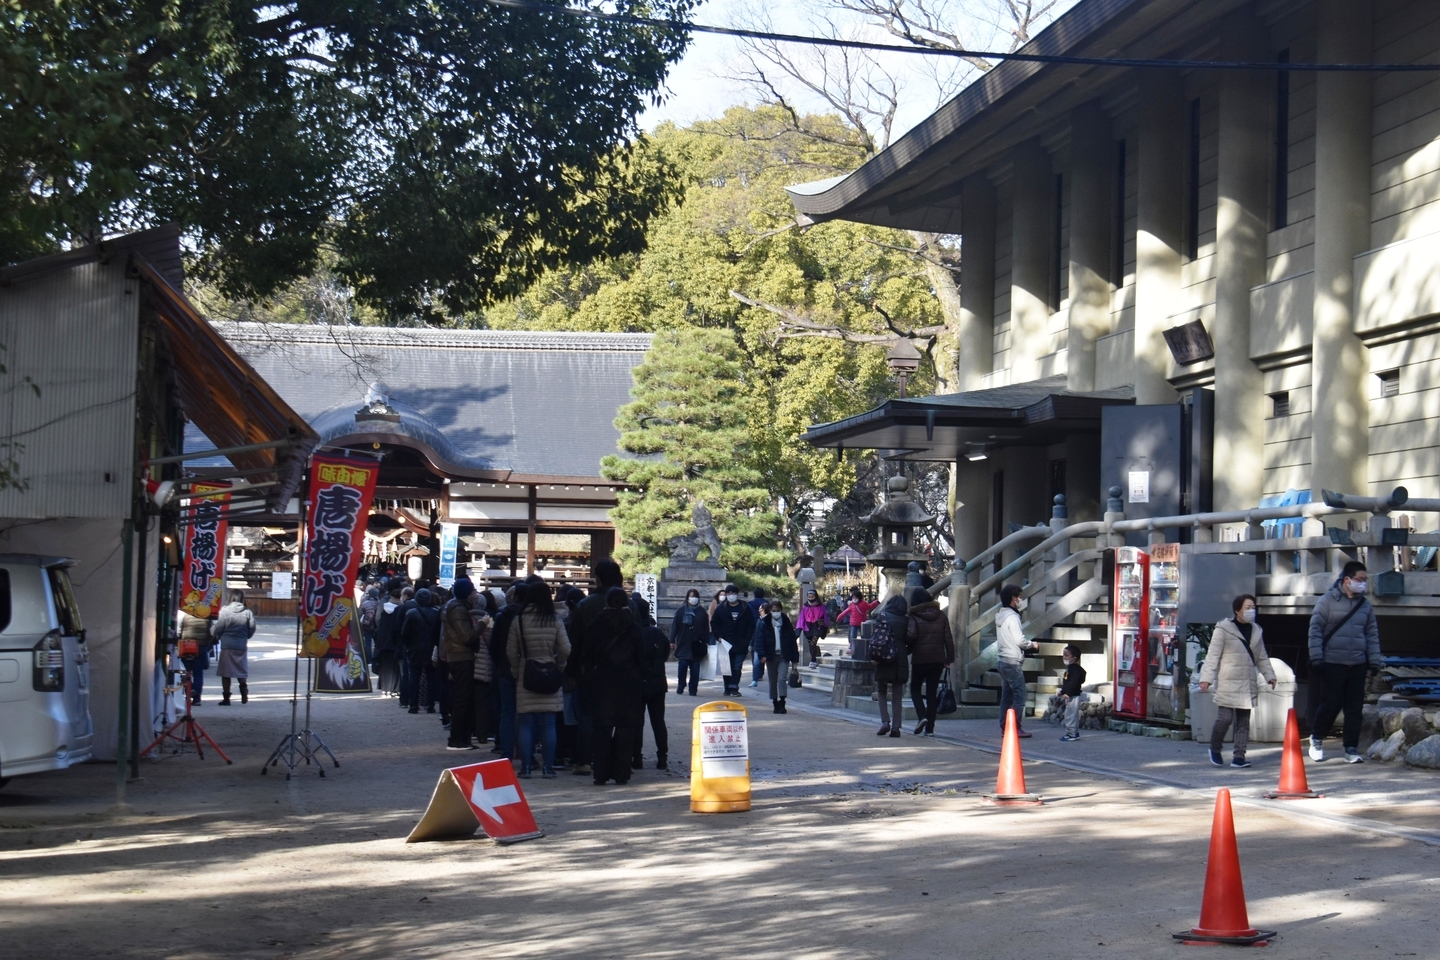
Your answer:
[602,327,790,593]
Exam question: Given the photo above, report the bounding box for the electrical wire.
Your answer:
[481,0,1440,72]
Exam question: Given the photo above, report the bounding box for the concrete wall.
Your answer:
[0,517,158,762]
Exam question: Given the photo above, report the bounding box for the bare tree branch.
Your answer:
[730,290,944,345]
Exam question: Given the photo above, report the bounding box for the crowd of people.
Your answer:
[358,559,670,783]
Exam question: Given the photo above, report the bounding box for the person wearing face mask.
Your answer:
[753,600,800,713]
[1307,561,1382,763]
[906,586,955,737]
[710,584,756,697]
[994,584,1036,738]
[1198,595,1276,768]
[669,588,710,696]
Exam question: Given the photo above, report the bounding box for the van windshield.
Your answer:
[48,568,81,636]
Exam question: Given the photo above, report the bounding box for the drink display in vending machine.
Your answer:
[1113,546,1149,719]
[1147,542,1181,721]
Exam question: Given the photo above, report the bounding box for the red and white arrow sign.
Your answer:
[407,759,542,844]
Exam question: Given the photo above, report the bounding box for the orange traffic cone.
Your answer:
[1263,708,1322,800]
[1172,788,1276,946]
[982,709,1043,806]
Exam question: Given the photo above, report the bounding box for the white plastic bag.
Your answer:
[718,638,733,677]
[700,642,719,680]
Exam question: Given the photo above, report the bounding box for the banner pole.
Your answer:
[263,492,308,778]
[115,519,134,809]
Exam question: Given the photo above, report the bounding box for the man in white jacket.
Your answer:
[995,584,1038,737]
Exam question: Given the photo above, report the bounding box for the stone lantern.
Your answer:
[863,474,936,599]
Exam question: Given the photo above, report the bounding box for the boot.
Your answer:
[239,681,249,705]
[219,678,232,706]
[656,755,667,769]
[773,699,782,714]
[779,698,788,714]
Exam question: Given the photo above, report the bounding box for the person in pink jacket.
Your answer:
[795,588,830,667]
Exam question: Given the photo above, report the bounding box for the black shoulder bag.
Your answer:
[519,617,563,695]
[1318,598,1366,663]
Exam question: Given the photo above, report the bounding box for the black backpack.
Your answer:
[868,616,899,663]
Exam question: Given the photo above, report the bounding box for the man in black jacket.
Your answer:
[630,593,670,769]
[487,582,524,759]
[710,584,756,697]
[567,558,624,776]
[400,588,442,715]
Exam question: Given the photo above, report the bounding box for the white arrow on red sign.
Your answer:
[406,759,543,844]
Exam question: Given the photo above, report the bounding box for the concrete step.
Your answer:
[1070,610,1111,625]
[1021,657,1046,671]
[1039,625,1099,643]
[960,686,998,704]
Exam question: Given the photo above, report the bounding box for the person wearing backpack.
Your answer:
[506,581,571,778]
[1198,595,1276,767]
[1307,561,1381,763]
[871,595,909,737]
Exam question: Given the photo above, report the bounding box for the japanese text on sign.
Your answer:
[698,710,748,779]
[180,483,230,618]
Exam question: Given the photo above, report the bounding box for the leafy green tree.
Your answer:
[602,326,791,594]
[0,0,693,318]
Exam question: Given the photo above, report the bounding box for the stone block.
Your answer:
[1401,707,1431,746]
[1380,707,1405,736]
[1403,734,1440,769]
[961,687,998,704]
[1368,728,1406,762]
[1359,706,1385,753]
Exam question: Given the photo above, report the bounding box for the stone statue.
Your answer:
[668,500,723,563]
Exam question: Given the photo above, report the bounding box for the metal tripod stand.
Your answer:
[140,674,233,764]
[262,630,340,779]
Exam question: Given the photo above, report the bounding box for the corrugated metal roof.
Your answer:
[0,222,184,290]
[212,323,652,481]
[0,260,138,519]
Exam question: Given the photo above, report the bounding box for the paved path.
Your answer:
[0,619,1436,959]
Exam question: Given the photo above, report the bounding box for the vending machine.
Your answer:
[1146,543,1181,721]
[1112,547,1149,719]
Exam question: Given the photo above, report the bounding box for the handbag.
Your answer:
[518,618,562,695]
[177,637,199,658]
[787,662,802,688]
[936,667,958,715]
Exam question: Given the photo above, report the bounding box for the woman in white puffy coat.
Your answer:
[1198,594,1276,768]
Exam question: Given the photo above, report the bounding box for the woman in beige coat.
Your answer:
[507,582,571,778]
[1197,594,1277,768]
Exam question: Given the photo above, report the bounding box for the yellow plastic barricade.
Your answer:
[690,700,751,813]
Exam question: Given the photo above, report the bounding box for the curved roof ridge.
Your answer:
[211,320,653,352]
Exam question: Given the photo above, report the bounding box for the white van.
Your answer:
[0,556,93,786]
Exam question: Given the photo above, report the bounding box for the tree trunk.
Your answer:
[912,230,960,394]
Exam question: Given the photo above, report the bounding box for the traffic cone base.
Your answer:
[982,709,1044,807]
[1263,707,1322,800]
[1171,788,1276,947]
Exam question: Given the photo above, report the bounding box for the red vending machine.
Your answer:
[1113,546,1149,719]
[1146,543,1181,721]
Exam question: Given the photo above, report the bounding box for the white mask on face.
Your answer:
[726,593,738,602]
[771,611,782,622]
[1241,608,1256,624]
[1016,598,1028,613]
[688,596,700,606]
[1346,578,1367,595]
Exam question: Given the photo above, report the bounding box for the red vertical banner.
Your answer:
[302,453,379,693]
[180,482,231,618]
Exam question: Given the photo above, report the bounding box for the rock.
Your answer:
[1359,706,1385,753]
[1380,707,1405,736]
[1371,728,1406,762]
[1401,707,1431,746]
[1404,735,1440,769]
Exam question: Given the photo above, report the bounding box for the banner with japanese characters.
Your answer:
[302,453,379,693]
[180,482,231,619]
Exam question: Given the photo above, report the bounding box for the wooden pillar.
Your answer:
[526,485,538,576]
[509,531,519,577]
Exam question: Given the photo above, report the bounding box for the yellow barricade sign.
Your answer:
[691,700,751,813]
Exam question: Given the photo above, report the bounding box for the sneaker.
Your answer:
[1230,757,1252,768]
[519,768,532,779]
[1016,729,1032,739]
[748,680,758,688]
[922,729,935,738]
[1060,734,1080,742]
[809,661,819,669]
[446,743,476,751]
[572,764,592,776]
[542,767,558,779]
[1308,737,1324,762]
[1344,749,1364,764]
[1209,750,1224,766]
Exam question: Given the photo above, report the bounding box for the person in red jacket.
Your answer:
[838,587,878,655]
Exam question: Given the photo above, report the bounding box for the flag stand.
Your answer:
[261,496,340,779]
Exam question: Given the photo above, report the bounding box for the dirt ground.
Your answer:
[1,619,1437,959]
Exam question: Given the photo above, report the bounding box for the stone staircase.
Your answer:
[960,604,1110,720]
